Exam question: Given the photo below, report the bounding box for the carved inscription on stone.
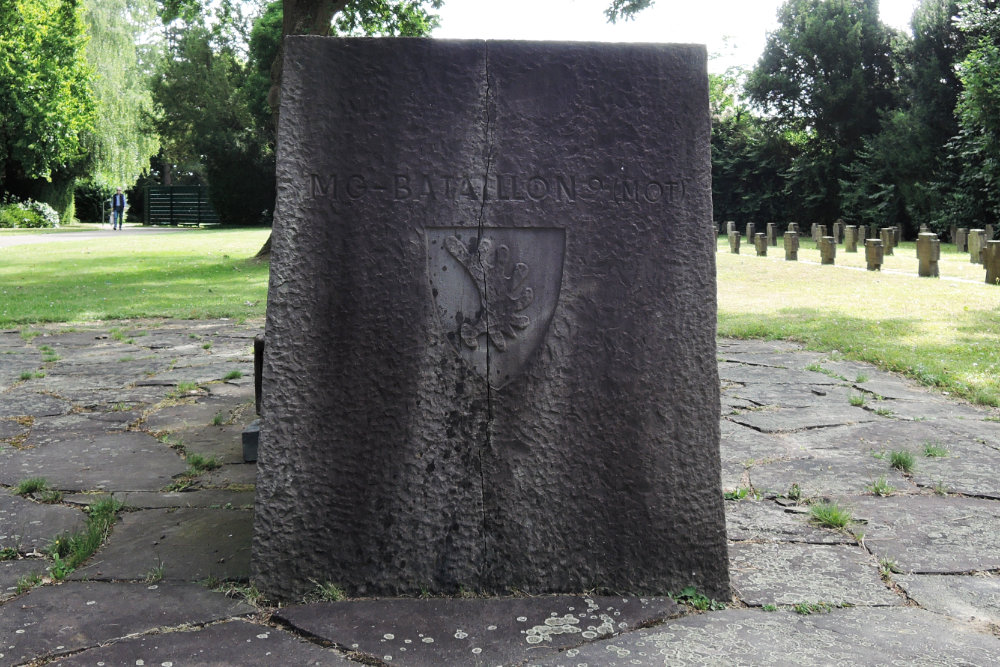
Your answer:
[426,227,565,388]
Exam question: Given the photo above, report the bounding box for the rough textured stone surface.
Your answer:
[0,581,252,665]
[896,574,1000,627]
[729,542,900,606]
[854,496,1000,573]
[969,228,986,264]
[51,619,349,666]
[866,238,883,270]
[70,508,252,582]
[0,494,86,553]
[1,559,46,599]
[725,500,855,544]
[276,595,681,666]
[783,231,798,260]
[527,608,1000,666]
[917,232,940,277]
[254,38,727,600]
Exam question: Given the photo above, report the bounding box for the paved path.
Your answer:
[1,320,998,665]
[0,226,190,249]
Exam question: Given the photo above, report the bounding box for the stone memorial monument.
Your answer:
[916,232,940,278]
[985,241,1000,285]
[844,225,858,252]
[726,220,736,237]
[820,236,836,265]
[969,229,986,264]
[866,238,883,271]
[766,222,777,246]
[832,221,843,243]
[956,227,968,252]
[730,232,741,254]
[987,223,995,241]
[787,222,799,235]
[783,231,799,261]
[892,225,901,245]
[880,228,894,256]
[745,222,756,241]
[252,38,730,601]
[754,232,767,256]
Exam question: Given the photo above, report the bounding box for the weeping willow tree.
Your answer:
[82,0,159,190]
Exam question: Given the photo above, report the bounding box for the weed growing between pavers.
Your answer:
[923,442,949,457]
[223,369,243,380]
[762,604,777,611]
[805,363,849,381]
[867,476,896,497]
[849,394,866,407]
[668,586,727,611]
[878,558,902,582]
[873,406,894,417]
[855,374,869,383]
[723,486,758,501]
[216,582,268,607]
[14,477,48,496]
[312,581,346,602]
[793,601,835,615]
[890,450,916,474]
[35,496,125,587]
[809,501,854,530]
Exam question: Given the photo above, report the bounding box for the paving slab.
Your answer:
[0,494,86,553]
[174,425,247,464]
[0,419,28,442]
[276,596,681,667]
[748,452,911,499]
[719,421,807,464]
[0,581,252,665]
[726,384,845,410]
[50,619,350,666]
[527,607,1000,666]
[896,573,1000,627]
[718,364,840,387]
[725,500,854,544]
[0,389,71,418]
[200,463,257,488]
[728,404,883,433]
[64,489,256,510]
[853,496,1000,573]
[907,441,1000,498]
[69,508,252,582]
[729,542,898,607]
[0,431,187,492]
[1,559,47,599]
[142,397,245,433]
[869,398,990,421]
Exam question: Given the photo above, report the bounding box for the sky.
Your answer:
[433,0,922,72]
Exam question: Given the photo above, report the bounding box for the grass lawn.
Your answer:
[1,227,270,325]
[718,236,1000,407]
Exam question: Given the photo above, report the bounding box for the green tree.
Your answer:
[0,0,96,220]
[80,0,160,191]
[746,0,900,222]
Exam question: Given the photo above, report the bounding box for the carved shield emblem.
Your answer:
[426,227,566,388]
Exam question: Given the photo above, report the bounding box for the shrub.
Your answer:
[0,197,60,228]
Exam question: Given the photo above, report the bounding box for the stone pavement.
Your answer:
[1,320,998,666]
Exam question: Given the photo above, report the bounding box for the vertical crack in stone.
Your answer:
[474,43,497,584]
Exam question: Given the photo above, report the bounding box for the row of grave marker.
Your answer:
[723,221,1000,285]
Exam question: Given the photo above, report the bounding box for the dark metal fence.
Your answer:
[144,186,220,226]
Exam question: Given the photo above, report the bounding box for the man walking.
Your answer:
[112,188,126,230]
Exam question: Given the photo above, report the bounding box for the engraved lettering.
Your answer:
[394,174,411,200]
[459,177,479,200]
[644,181,663,203]
[526,177,549,201]
[310,174,337,199]
[418,174,436,200]
[346,175,367,199]
[555,175,576,201]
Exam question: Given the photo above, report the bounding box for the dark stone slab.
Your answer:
[528,608,1000,666]
[729,542,900,606]
[907,442,1000,498]
[749,452,911,498]
[70,508,251,582]
[1,558,47,598]
[0,418,28,441]
[0,494,86,553]
[201,462,257,488]
[0,389,71,418]
[896,574,1000,627]
[51,619,350,666]
[64,489,256,510]
[719,421,809,465]
[254,38,728,600]
[163,424,246,464]
[718,363,841,386]
[276,595,681,666]
[0,581,252,665]
[725,500,854,544]
[853,496,1000,573]
[729,404,883,433]
[0,431,187,491]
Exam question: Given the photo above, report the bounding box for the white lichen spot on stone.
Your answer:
[454,630,468,639]
[403,639,412,644]
[581,631,597,639]
[566,649,579,657]
[516,616,527,622]
[422,637,434,643]
[15,630,24,635]
[162,662,173,666]
[523,614,581,644]
[147,585,158,590]
[383,633,394,640]
[487,625,497,631]
[86,600,97,605]
[256,633,269,640]
[383,655,392,662]
[471,647,482,654]
[135,661,144,666]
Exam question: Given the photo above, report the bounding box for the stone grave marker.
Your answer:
[726,220,736,237]
[916,232,940,278]
[820,236,836,265]
[866,239,883,271]
[754,232,767,256]
[253,37,730,601]
[844,225,858,252]
[956,227,968,252]
[919,224,930,233]
[766,222,777,246]
[950,224,957,244]
[985,241,1000,285]
[892,225,901,245]
[787,222,799,234]
[832,221,842,243]
[745,222,756,241]
[783,231,799,261]
[987,223,995,241]
[730,232,741,254]
[880,228,894,256]
[969,229,986,264]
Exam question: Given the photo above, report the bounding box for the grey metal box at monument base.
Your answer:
[252,37,729,601]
